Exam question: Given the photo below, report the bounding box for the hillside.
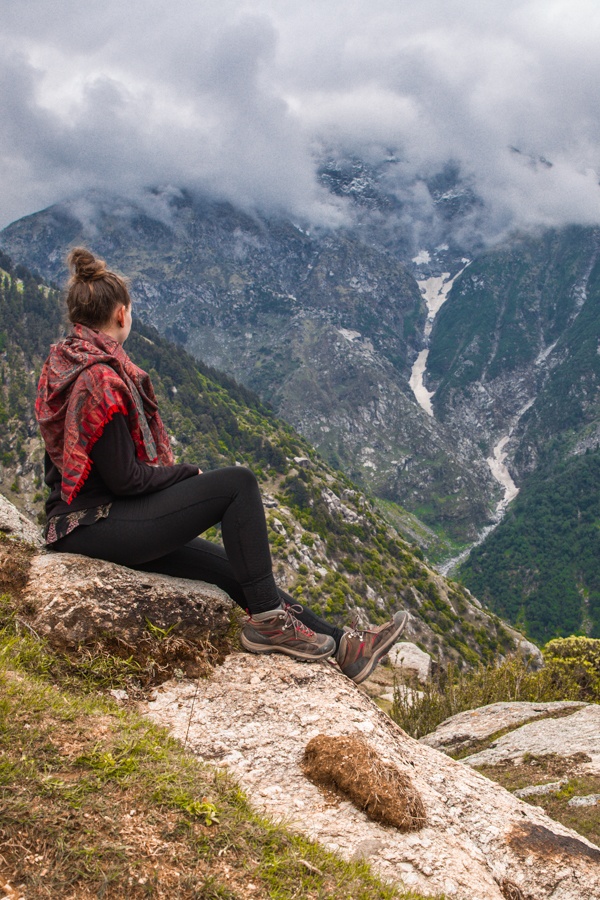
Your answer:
[4,186,599,644]
[2,498,598,900]
[425,227,600,640]
[459,450,600,642]
[0,254,516,667]
[0,190,501,544]
[426,225,600,459]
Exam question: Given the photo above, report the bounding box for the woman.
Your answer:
[35,248,406,683]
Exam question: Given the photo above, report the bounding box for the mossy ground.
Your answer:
[0,600,442,900]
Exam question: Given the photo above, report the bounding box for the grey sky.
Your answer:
[2,0,600,234]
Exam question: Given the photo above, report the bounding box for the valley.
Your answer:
[1,166,599,642]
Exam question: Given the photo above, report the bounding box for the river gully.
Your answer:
[407,261,523,575]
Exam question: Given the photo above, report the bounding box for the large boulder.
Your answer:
[0,491,234,651]
[420,701,588,756]
[388,641,432,682]
[0,493,43,547]
[22,552,233,649]
[144,653,600,899]
[463,704,600,772]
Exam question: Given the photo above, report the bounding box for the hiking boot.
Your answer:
[241,606,336,661]
[336,610,408,684]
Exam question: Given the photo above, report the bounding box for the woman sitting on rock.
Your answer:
[35,248,407,683]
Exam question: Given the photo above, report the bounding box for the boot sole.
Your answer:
[240,632,336,661]
[350,611,409,684]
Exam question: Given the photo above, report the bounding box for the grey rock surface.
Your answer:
[568,795,600,808]
[420,701,587,754]
[463,705,600,772]
[143,653,600,899]
[23,552,233,649]
[388,641,432,682]
[0,493,43,547]
[514,782,566,799]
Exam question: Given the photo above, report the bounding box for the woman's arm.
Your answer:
[90,413,200,496]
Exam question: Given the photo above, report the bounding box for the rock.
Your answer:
[420,701,588,755]
[143,653,600,899]
[0,493,43,547]
[463,705,600,773]
[388,641,432,682]
[514,781,566,799]
[293,457,311,468]
[109,689,129,702]
[22,552,234,650]
[568,795,600,808]
[321,487,363,524]
[514,634,544,670]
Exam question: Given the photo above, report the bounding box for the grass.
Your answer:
[0,599,441,900]
[475,755,600,847]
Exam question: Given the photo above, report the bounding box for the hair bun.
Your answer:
[68,247,107,282]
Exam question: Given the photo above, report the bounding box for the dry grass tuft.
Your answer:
[302,733,426,831]
[0,534,35,601]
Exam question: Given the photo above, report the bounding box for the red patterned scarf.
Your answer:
[35,324,173,503]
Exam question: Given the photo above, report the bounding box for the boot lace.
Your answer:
[282,603,316,638]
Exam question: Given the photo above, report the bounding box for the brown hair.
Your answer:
[66,247,130,328]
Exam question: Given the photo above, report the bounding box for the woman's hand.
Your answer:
[198,468,203,475]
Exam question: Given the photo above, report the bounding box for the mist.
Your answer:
[2,0,600,239]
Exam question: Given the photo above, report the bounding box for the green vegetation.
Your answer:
[425,225,600,642]
[459,451,600,642]
[392,637,600,740]
[427,226,599,406]
[0,595,439,900]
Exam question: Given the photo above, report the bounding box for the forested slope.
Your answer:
[460,451,600,642]
[435,228,600,642]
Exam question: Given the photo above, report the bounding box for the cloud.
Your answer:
[2,0,600,239]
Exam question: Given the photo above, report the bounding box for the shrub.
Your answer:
[543,636,600,701]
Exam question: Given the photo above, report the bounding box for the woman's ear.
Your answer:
[116,304,127,328]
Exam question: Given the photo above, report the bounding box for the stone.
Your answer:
[23,552,234,650]
[463,705,600,772]
[514,782,566,799]
[514,636,544,669]
[568,795,600,808]
[0,493,43,547]
[420,701,588,755]
[388,641,432,682]
[143,653,600,899]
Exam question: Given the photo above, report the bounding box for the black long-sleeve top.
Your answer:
[44,413,199,520]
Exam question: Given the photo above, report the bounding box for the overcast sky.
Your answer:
[3,0,600,237]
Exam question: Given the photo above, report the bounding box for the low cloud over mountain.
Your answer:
[3,0,600,238]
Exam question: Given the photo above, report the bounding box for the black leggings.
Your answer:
[54,466,344,646]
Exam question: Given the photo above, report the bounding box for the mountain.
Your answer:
[0,188,500,546]
[426,226,600,458]
[424,226,600,639]
[459,450,600,642]
[3,165,600,644]
[0,253,518,667]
